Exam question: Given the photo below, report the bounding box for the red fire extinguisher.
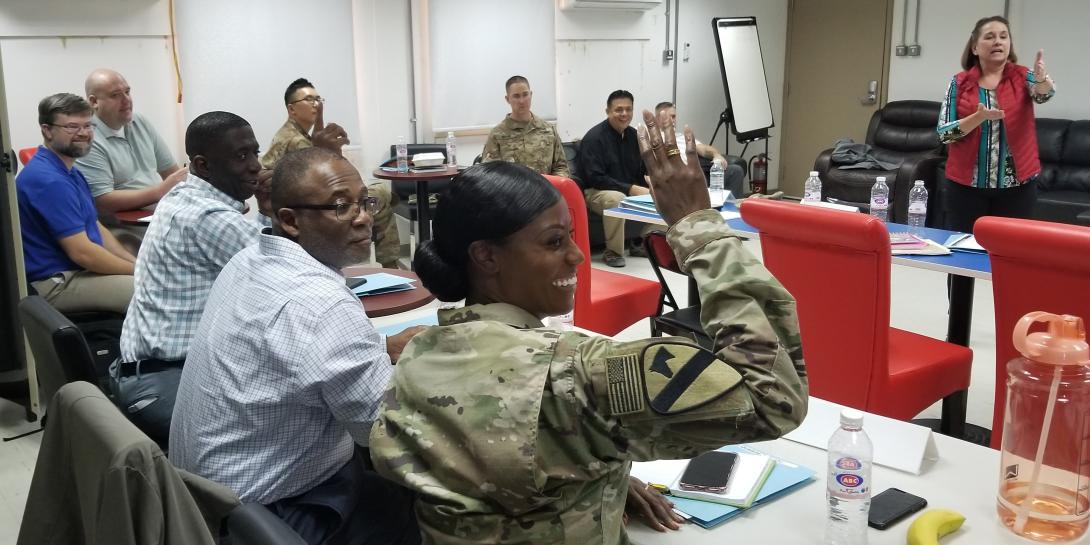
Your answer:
[748,153,769,195]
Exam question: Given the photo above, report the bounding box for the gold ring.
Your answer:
[665,148,681,157]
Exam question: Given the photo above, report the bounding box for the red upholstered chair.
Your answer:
[18,147,36,166]
[545,175,660,336]
[740,199,973,426]
[975,217,1090,449]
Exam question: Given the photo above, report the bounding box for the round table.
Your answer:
[115,209,154,225]
[372,166,460,243]
[341,266,435,317]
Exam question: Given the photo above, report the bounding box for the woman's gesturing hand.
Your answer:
[636,109,711,226]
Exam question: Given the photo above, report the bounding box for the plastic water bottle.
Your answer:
[445,131,457,167]
[709,159,725,206]
[396,136,408,173]
[826,408,873,545]
[804,171,823,203]
[869,176,889,223]
[907,180,928,229]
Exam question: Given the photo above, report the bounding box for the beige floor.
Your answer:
[0,237,1000,543]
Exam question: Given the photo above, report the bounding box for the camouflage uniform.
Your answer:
[262,119,402,267]
[481,114,570,177]
[370,209,808,545]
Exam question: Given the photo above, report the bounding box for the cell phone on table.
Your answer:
[346,277,368,290]
[678,451,738,493]
[868,487,927,530]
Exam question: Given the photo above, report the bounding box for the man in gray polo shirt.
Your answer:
[76,69,188,250]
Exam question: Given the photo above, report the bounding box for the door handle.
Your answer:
[860,80,878,105]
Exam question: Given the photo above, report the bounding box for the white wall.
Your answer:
[173,0,360,162]
[0,0,181,159]
[888,0,1088,120]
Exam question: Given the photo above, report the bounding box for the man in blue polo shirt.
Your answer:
[17,93,135,314]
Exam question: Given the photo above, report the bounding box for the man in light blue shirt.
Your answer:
[171,147,423,545]
[120,111,265,365]
[77,69,189,250]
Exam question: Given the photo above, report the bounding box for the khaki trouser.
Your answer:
[367,182,401,267]
[583,188,627,255]
[31,270,134,314]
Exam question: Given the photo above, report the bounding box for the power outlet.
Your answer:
[662,49,674,62]
[895,45,908,56]
[907,44,921,56]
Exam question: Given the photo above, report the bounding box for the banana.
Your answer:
[906,509,966,545]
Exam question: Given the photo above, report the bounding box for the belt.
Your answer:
[113,358,184,378]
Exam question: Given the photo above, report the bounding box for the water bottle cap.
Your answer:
[839,408,864,427]
[447,131,454,137]
[809,171,819,176]
[876,176,886,182]
[914,180,925,186]
[1012,312,1090,366]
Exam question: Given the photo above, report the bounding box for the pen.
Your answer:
[947,233,970,246]
[647,483,671,494]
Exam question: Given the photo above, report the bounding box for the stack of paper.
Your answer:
[889,232,951,256]
[631,445,815,529]
[348,272,417,297]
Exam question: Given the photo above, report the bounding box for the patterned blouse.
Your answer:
[937,72,1054,189]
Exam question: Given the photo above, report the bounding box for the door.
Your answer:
[779,0,892,197]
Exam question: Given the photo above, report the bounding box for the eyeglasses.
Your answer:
[289,96,325,105]
[287,196,377,221]
[49,123,94,134]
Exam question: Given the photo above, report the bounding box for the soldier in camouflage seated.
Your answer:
[369,111,809,544]
[481,75,569,177]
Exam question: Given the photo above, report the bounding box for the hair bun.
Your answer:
[413,240,468,302]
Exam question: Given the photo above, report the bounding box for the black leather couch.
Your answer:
[933,118,1090,227]
[814,100,945,225]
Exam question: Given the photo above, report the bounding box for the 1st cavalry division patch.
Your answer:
[642,342,743,415]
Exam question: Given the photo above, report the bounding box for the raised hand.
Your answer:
[976,102,1005,121]
[310,100,350,154]
[636,109,709,226]
[1033,49,1048,81]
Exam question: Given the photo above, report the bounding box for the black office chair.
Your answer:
[24,282,123,377]
[643,232,712,349]
[18,295,106,409]
[18,381,306,545]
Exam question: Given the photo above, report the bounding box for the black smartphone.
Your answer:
[868,488,927,530]
[346,277,368,290]
[678,451,738,493]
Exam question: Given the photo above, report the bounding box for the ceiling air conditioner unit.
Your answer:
[559,0,662,11]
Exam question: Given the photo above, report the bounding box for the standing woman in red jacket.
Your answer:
[937,15,1056,233]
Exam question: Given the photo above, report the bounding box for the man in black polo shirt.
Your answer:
[577,90,648,267]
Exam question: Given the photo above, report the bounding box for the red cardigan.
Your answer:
[945,63,1040,186]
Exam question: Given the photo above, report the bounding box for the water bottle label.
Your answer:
[908,203,926,214]
[835,457,862,470]
[829,457,869,496]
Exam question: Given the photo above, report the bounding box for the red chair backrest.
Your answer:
[544,175,593,324]
[975,216,1090,449]
[644,231,680,274]
[741,199,891,409]
[18,147,36,166]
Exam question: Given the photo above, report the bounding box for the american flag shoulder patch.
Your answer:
[606,354,645,415]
